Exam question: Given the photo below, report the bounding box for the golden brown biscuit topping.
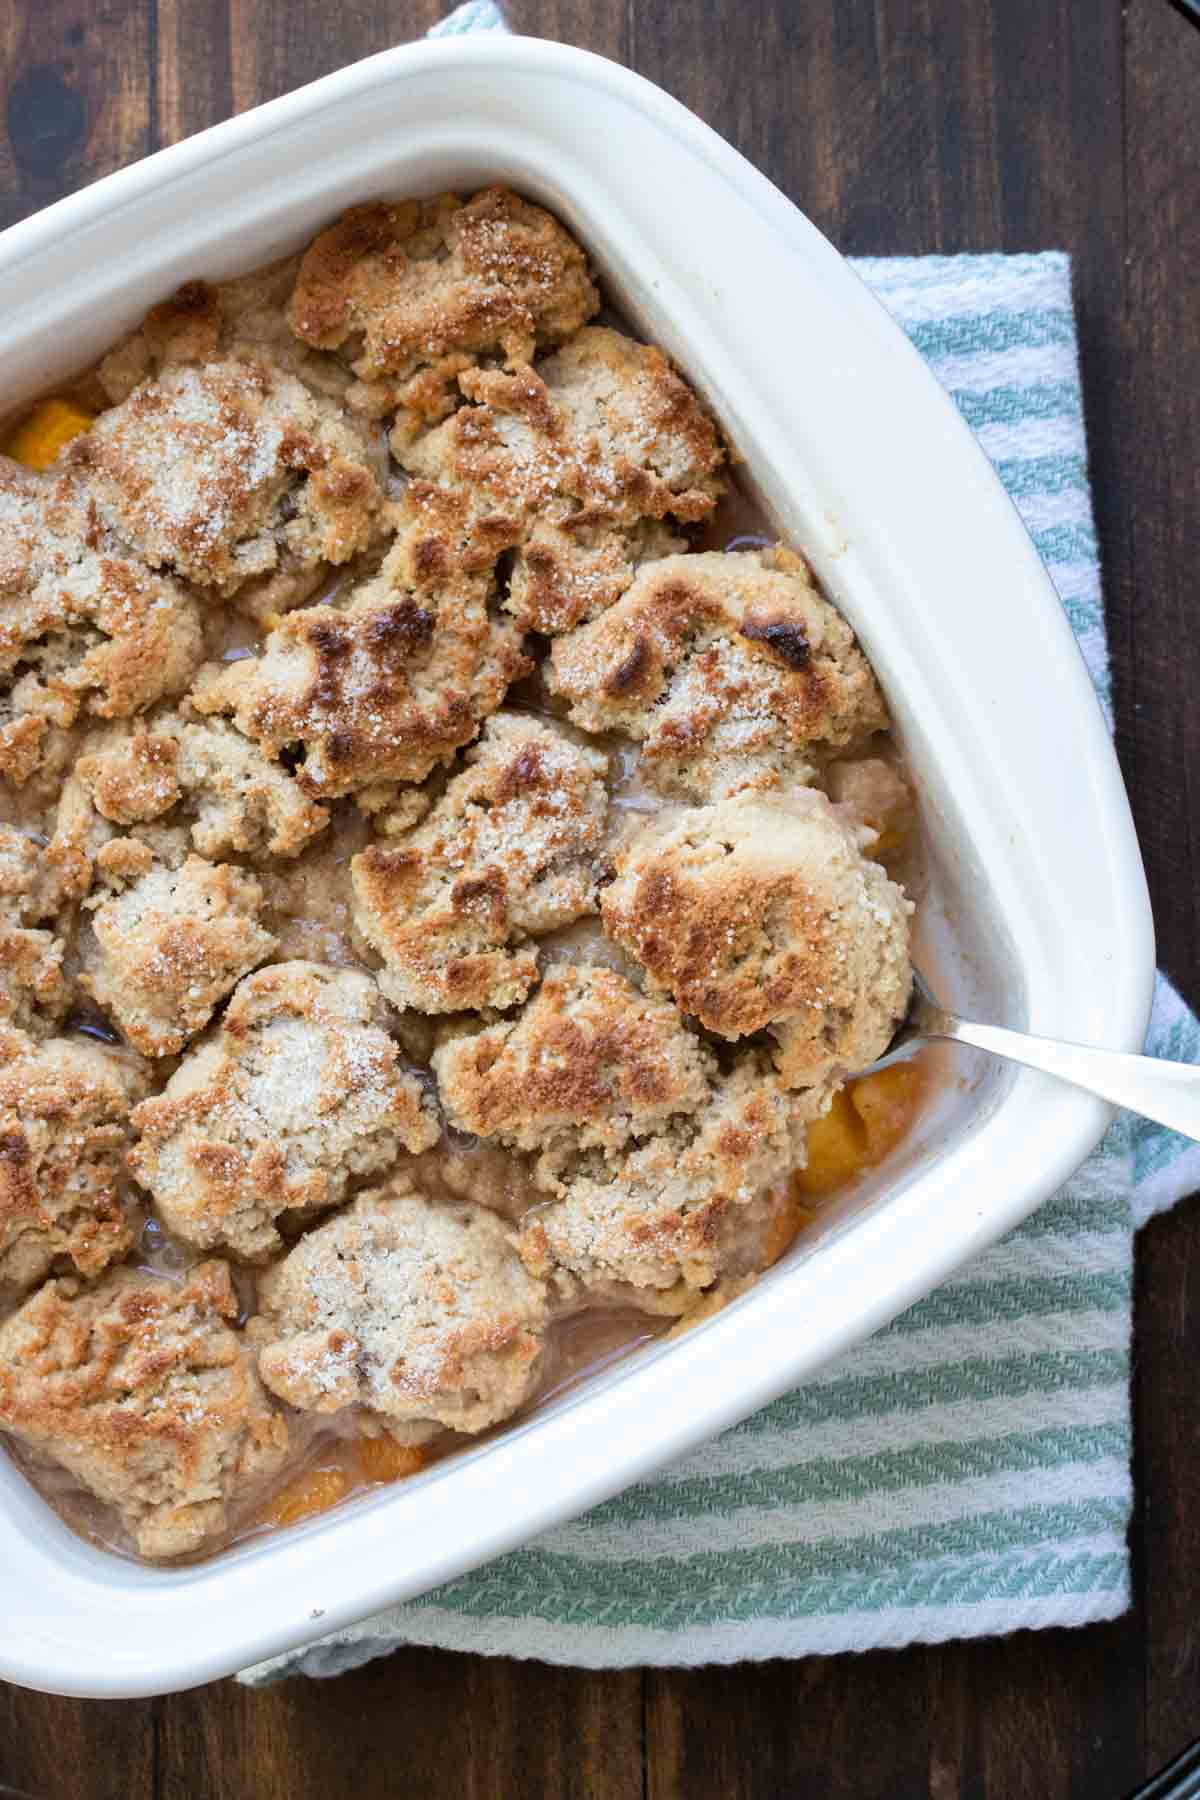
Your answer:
[128,961,438,1262]
[0,185,917,1562]
[351,712,609,1013]
[70,355,381,598]
[82,853,276,1056]
[195,546,530,798]
[0,1261,288,1556]
[434,964,714,1157]
[601,790,912,1088]
[0,1028,143,1293]
[393,328,724,633]
[0,461,204,785]
[549,548,888,800]
[253,1175,547,1436]
[287,188,599,433]
[518,1055,816,1305]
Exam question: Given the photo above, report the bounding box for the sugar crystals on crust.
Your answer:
[128,961,439,1261]
[253,1174,547,1436]
[195,542,530,799]
[0,1026,144,1294]
[0,826,70,1037]
[82,852,276,1056]
[602,790,911,1089]
[68,354,382,607]
[75,711,329,860]
[395,327,724,632]
[0,461,203,786]
[287,187,599,434]
[434,964,714,1165]
[518,1053,812,1308]
[0,1261,288,1557]
[548,548,888,801]
[351,712,609,1013]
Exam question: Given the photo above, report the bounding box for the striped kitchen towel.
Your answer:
[238,9,1200,1684]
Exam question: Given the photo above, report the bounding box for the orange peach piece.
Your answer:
[850,1062,925,1162]
[792,1089,869,1197]
[259,1463,350,1529]
[353,1437,428,1484]
[4,399,94,470]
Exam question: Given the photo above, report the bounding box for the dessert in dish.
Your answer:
[0,186,921,1561]
[0,1261,288,1557]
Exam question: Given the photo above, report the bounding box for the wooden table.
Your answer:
[1,3,1198,1795]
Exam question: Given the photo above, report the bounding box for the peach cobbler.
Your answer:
[0,188,922,1560]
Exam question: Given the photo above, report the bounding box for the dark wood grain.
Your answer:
[646,1621,1145,1800]
[0,1684,154,1800]
[1117,0,1200,999]
[1123,0,1200,1778]
[0,0,153,229]
[160,1655,642,1800]
[1,2,1198,1796]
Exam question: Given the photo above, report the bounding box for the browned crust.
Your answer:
[548,548,888,800]
[601,791,912,1087]
[350,713,607,1012]
[434,965,714,1150]
[286,189,599,425]
[601,812,847,1039]
[196,552,531,798]
[0,1030,143,1291]
[0,1261,288,1557]
[76,726,181,826]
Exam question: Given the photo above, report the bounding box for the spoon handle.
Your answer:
[932,1016,1200,1143]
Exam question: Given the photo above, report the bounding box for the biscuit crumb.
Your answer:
[97,282,222,401]
[128,961,439,1260]
[602,790,911,1088]
[82,853,276,1055]
[351,712,609,1013]
[0,1261,288,1557]
[253,1174,547,1435]
[0,825,57,926]
[548,548,887,801]
[0,827,72,1037]
[0,923,69,1038]
[176,714,331,859]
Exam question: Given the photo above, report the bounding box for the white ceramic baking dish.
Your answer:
[0,35,1154,1697]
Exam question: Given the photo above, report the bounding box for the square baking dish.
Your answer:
[0,35,1154,1697]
